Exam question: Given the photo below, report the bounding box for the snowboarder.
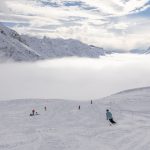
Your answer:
[106,109,116,124]
[78,105,80,110]
[44,106,47,111]
[32,109,35,116]
[91,100,93,104]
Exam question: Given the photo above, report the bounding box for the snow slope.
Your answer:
[1,87,150,149]
[0,23,41,62]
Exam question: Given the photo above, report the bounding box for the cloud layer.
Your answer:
[0,0,150,50]
[0,54,150,100]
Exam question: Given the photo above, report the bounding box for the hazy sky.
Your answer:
[0,54,150,101]
[0,0,150,50]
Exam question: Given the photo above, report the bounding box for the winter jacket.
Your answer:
[106,111,113,120]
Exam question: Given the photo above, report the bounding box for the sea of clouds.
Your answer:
[0,54,150,100]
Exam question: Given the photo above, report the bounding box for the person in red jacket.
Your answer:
[32,109,35,115]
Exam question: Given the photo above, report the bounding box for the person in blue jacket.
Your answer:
[106,109,116,124]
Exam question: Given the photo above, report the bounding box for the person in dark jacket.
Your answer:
[106,109,116,124]
[91,100,93,104]
[35,112,39,115]
[78,105,80,110]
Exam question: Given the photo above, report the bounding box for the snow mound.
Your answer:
[1,87,150,149]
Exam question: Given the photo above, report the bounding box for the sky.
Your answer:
[0,0,150,50]
[0,54,150,101]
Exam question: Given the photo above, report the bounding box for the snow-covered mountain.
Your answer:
[0,23,41,62]
[0,86,150,149]
[0,23,106,62]
[21,35,106,59]
[130,47,150,54]
[145,47,150,54]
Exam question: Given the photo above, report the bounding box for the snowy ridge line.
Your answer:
[114,86,150,95]
[109,86,150,96]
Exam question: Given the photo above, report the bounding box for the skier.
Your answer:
[91,100,93,104]
[44,106,47,111]
[35,112,39,115]
[78,105,80,110]
[32,109,35,116]
[106,109,116,124]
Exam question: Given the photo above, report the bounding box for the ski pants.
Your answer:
[109,118,116,124]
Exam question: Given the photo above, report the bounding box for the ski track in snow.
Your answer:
[1,88,150,150]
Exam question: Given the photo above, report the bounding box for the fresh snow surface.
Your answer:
[1,87,150,150]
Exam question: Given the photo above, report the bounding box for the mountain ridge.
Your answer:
[0,23,107,62]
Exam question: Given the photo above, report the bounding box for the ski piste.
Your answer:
[0,87,150,149]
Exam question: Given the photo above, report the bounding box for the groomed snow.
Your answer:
[0,87,150,150]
